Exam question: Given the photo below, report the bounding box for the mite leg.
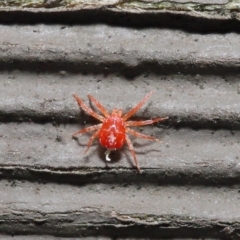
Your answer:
[88,94,110,118]
[73,94,105,122]
[126,117,168,127]
[72,123,102,136]
[122,91,154,121]
[125,134,141,173]
[84,129,101,153]
[126,127,160,141]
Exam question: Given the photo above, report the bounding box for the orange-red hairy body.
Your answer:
[72,92,168,173]
[99,115,125,149]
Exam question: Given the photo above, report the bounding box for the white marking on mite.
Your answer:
[108,123,117,131]
[105,149,111,161]
[108,131,116,145]
[105,148,116,161]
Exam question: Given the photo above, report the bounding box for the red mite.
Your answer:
[73,91,168,173]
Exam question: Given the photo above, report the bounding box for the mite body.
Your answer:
[73,92,168,172]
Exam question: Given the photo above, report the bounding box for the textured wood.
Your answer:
[0,2,240,239]
[0,0,239,22]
